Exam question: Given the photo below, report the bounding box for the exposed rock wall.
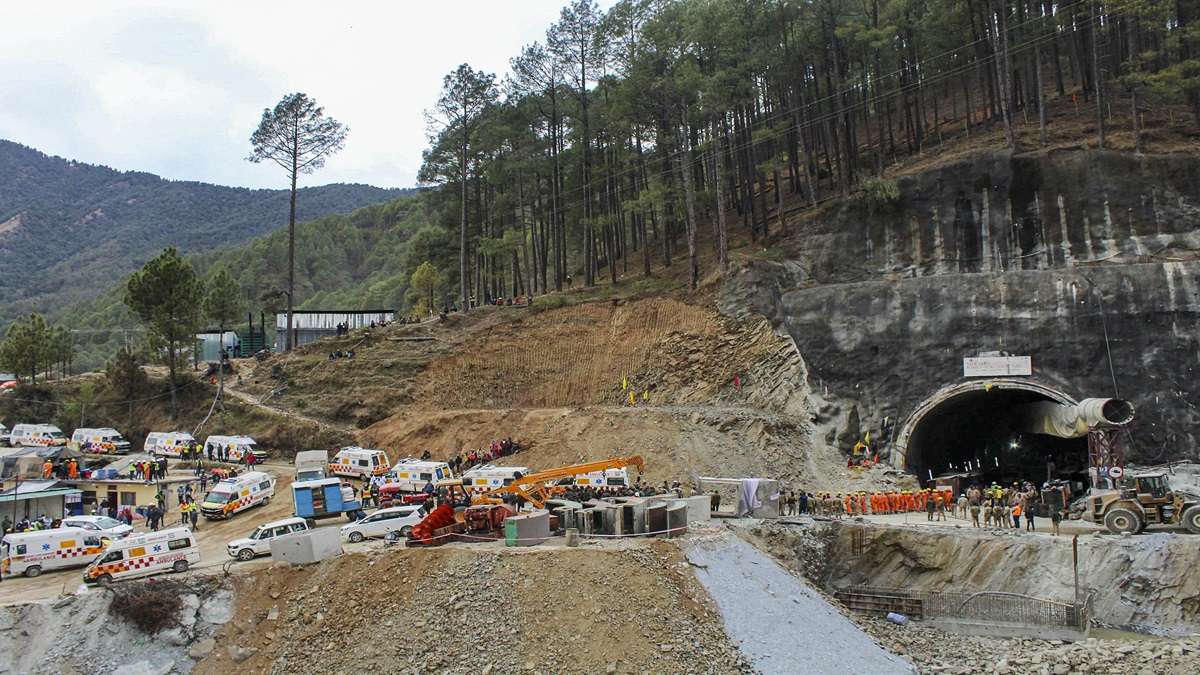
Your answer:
[721,149,1200,462]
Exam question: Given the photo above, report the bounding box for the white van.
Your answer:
[82,527,199,586]
[330,446,391,479]
[144,431,197,458]
[1,527,106,578]
[69,428,132,454]
[203,435,268,463]
[462,464,530,490]
[385,458,454,492]
[200,471,275,520]
[574,467,629,487]
[8,424,67,447]
[226,517,311,561]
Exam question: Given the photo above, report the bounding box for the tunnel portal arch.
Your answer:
[893,379,1082,482]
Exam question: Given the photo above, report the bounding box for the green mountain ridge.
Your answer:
[0,139,413,327]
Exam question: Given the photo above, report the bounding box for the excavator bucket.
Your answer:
[408,502,457,545]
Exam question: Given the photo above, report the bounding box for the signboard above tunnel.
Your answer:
[963,356,1032,377]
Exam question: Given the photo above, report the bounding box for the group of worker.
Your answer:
[801,488,958,518]
[41,458,80,479]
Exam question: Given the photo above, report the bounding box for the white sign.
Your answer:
[963,356,1032,377]
[1108,466,1124,478]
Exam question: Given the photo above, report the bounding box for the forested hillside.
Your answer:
[67,192,443,369]
[417,0,1200,306]
[0,139,410,326]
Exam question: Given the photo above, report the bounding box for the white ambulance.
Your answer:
[144,431,198,458]
[69,428,132,454]
[573,467,629,487]
[8,424,67,447]
[82,527,199,586]
[200,471,275,520]
[203,435,268,463]
[1,527,107,578]
[461,464,530,490]
[330,446,391,479]
[385,458,454,492]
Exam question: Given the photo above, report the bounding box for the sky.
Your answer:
[0,1,610,190]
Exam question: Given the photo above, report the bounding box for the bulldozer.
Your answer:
[1083,470,1200,534]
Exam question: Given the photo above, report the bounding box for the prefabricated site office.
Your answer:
[275,310,394,349]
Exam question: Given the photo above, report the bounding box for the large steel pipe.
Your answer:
[1020,398,1135,438]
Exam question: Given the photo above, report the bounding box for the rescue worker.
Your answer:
[970,499,981,527]
[936,494,947,521]
[179,498,193,527]
[956,493,968,519]
[42,459,53,479]
[925,492,936,521]
[67,458,79,479]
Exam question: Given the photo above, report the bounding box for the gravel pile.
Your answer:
[861,616,1200,675]
[198,542,749,675]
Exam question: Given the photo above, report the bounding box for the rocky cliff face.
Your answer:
[721,149,1200,464]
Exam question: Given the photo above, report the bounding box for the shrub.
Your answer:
[107,580,184,634]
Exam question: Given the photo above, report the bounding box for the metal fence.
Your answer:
[835,585,1092,630]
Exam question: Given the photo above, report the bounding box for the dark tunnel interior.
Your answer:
[904,389,1089,488]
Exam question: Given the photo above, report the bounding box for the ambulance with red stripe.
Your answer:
[200,471,276,520]
[83,527,199,586]
[1,527,106,578]
[330,446,391,479]
[7,424,67,447]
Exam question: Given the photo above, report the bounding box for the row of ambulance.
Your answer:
[327,446,629,489]
[1,422,267,463]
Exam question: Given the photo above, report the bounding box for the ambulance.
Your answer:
[203,435,268,463]
[573,467,629,487]
[384,458,454,492]
[82,527,199,586]
[8,424,67,447]
[461,464,530,490]
[330,446,391,479]
[144,431,198,458]
[69,428,132,454]
[200,471,276,520]
[1,527,107,578]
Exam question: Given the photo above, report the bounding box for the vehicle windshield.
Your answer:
[249,526,267,540]
[205,490,237,503]
[47,430,66,439]
[91,517,123,529]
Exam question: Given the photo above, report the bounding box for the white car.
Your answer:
[226,517,311,561]
[61,515,133,539]
[341,505,426,543]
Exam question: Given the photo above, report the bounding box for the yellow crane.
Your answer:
[473,455,645,509]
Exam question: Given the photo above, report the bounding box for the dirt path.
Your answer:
[221,362,359,439]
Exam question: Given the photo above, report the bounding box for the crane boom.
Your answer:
[474,455,644,509]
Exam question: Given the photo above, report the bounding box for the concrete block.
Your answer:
[645,503,668,536]
[666,504,688,538]
[505,509,550,547]
[269,527,342,564]
[673,495,713,524]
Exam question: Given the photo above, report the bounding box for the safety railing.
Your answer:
[834,585,1091,630]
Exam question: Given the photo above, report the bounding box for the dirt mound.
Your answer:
[409,298,759,409]
[363,404,825,485]
[195,542,747,675]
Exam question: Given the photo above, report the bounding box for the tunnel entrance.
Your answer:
[895,381,1090,489]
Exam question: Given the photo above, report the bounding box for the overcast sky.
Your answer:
[1,1,610,190]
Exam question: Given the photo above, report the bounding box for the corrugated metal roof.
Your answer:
[0,487,81,503]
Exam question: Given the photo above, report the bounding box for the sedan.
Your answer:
[61,515,134,538]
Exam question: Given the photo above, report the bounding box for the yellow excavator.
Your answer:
[471,455,645,509]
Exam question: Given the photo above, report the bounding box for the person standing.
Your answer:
[189,501,199,530]
[179,498,191,527]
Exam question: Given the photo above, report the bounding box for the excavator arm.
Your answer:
[473,455,644,509]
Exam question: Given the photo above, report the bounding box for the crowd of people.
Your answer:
[780,480,1069,535]
[561,479,683,504]
[125,457,170,482]
[40,457,80,479]
[446,438,525,474]
[3,514,58,533]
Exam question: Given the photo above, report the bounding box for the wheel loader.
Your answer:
[1083,471,1200,534]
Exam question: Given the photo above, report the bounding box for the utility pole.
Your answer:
[1091,0,1105,149]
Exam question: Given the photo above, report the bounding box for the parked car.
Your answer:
[60,515,134,539]
[340,505,426,543]
[226,517,311,561]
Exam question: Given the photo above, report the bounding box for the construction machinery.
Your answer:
[1083,471,1200,534]
[471,456,645,509]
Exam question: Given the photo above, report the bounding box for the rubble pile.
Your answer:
[862,616,1200,675]
[196,542,748,675]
